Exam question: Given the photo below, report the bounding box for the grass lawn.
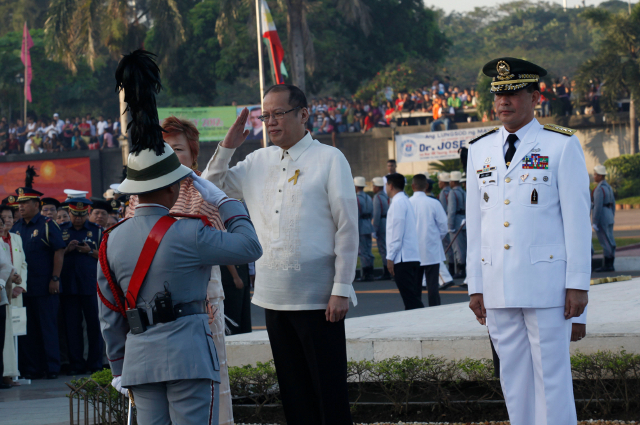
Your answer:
[616,196,640,205]
[356,247,384,269]
[592,237,640,254]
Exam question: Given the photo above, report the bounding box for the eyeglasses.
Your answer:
[258,107,301,123]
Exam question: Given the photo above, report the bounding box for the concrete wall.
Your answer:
[2,113,633,196]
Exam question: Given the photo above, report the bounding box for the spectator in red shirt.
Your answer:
[385,101,395,125]
[361,110,375,133]
[78,117,91,139]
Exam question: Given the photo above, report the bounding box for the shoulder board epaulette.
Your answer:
[104,217,130,234]
[469,127,499,145]
[170,213,213,227]
[543,123,576,136]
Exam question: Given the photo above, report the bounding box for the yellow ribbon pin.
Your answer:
[288,169,300,185]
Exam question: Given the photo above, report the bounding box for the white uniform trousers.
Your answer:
[486,306,576,425]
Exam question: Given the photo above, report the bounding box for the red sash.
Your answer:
[125,215,176,309]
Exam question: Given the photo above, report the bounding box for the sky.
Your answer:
[426,0,630,14]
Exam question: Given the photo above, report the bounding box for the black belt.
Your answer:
[361,214,372,219]
[140,300,208,326]
[604,203,612,207]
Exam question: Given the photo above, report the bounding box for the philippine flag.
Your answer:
[260,0,288,84]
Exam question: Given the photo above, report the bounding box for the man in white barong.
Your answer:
[203,84,358,425]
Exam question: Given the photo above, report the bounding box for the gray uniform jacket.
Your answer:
[439,186,451,212]
[356,191,375,235]
[592,180,615,227]
[98,201,262,387]
[372,192,390,236]
[447,186,466,231]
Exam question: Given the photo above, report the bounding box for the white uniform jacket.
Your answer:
[466,119,592,309]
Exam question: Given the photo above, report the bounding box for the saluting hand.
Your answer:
[220,108,251,149]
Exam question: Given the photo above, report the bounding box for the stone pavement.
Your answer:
[227,278,640,367]
[0,375,70,425]
[612,209,640,231]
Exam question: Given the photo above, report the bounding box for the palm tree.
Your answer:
[429,159,463,173]
[218,0,372,92]
[577,4,640,154]
[44,0,186,73]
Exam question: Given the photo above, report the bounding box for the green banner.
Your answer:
[157,106,238,142]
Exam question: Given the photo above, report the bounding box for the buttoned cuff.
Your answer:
[565,271,590,292]
[331,283,358,306]
[466,275,483,295]
[216,145,236,161]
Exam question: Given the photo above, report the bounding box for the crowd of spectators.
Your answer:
[0,113,121,156]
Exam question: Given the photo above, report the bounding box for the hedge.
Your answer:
[69,350,640,423]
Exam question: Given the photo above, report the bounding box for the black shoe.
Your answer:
[595,257,615,272]
[46,373,59,380]
[0,382,12,389]
[22,372,45,380]
[440,280,455,290]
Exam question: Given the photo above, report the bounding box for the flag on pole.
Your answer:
[260,0,288,85]
[21,22,34,103]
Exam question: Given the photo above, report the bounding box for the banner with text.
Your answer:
[396,126,497,163]
[158,106,238,142]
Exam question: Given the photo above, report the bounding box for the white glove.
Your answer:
[111,376,128,395]
[371,233,376,239]
[191,172,228,207]
[592,224,599,232]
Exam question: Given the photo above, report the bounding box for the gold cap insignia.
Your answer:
[111,200,117,208]
[497,60,510,77]
[8,196,15,203]
[78,202,84,208]
[18,188,24,195]
[87,231,93,237]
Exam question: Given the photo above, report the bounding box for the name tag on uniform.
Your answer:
[479,172,492,178]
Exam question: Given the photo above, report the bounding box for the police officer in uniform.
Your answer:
[592,164,616,272]
[60,198,104,374]
[11,188,65,379]
[89,200,112,228]
[354,177,375,281]
[98,50,262,425]
[372,177,390,280]
[448,171,467,279]
[438,172,455,275]
[41,198,61,220]
[466,57,590,425]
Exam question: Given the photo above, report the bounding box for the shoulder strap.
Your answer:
[469,127,499,145]
[543,123,576,136]
[125,215,177,309]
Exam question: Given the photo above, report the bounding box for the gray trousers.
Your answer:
[358,234,374,268]
[596,224,616,258]
[442,234,454,265]
[376,231,387,263]
[131,379,220,425]
[452,230,467,265]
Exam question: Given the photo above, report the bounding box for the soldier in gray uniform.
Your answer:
[98,50,262,425]
[592,164,616,271]
[438,172,455,275]
[354,177,375,281]
[447,171,467,279]
[372,177,391,280]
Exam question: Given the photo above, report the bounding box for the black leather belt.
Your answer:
[604,203,612,207]
[140,300,208,326]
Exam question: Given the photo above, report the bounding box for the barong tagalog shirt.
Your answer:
[203,132,359,310]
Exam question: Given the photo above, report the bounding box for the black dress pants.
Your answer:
[265,309,353,425]
[415,264,441,307]
[394,261,423,310]
[221,265,252,335]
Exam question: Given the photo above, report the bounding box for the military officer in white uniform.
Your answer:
[466,58,591,425]
[592,164,616,272]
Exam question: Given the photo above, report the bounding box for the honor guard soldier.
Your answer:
[372,177,391,280]
[11,185,66,379]
[437,172,455,275]
[592,164,616,272]
[466,57,591,425]
[41,198,61,220]
[98,50,262,425]
[354,177,375,281]
[60,198,104,375]
[447,171,467,279]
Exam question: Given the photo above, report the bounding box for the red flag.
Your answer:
[260,0,288,84]
[21,22,34,103]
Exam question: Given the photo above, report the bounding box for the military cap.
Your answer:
[41,197,62,209]
[372,177,385,187]
[594,165,608,176]
[91,199,114,214]
[66,197,93,216]
[450,171,462,182]
[64,189,89,200]
[353,177,366,187]
[2,196,19,209]
[438,172,450,182]
[15,187,43,202]
[482,57,547,94]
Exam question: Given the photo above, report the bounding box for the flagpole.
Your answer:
[255,0,267,149]
[23,22,27,123]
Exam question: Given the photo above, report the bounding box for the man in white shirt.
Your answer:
[96,115,108,145]
[410,174,448,307]
[203,84,358,425]
[53,113,64,133]
[385,173,422,310]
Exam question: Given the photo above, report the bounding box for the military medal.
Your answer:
[522,154,549,169]
[483,192,490,203]
[543,176,548,182]
[531,188,538,204]
[288,169,300,185]
[484,157,491,164]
